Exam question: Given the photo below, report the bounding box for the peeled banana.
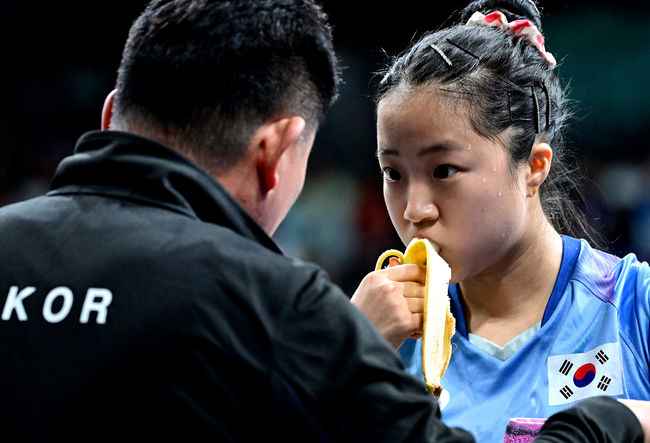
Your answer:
[375,238,455,397]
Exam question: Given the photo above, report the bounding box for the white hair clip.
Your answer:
[430,44,453,67]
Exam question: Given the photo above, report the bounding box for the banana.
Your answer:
[375,238,455,398]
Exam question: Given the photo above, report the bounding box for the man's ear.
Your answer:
[526,142,553,197]
[254,116,306,195]
[101,89,117,130]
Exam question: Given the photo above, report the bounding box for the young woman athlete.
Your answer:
[351,0,650,441]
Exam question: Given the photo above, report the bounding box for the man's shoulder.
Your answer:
[0,194,49,217]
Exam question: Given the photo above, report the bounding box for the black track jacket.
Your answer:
[0,131,472,442]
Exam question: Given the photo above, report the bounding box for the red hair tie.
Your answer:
[467,11,557,67]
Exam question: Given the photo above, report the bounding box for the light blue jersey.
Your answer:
[399,235,650,443]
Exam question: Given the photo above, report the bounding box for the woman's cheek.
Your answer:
[384,189,406,232]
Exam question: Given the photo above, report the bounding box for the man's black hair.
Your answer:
[113,0,341,171]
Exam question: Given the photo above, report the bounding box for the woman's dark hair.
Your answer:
[113,0,341,172]
[376,0,602,246]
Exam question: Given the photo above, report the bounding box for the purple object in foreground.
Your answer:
[503,417,547,443]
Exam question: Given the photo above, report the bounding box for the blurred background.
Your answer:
[1,0,649,295]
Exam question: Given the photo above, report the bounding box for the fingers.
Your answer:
[351,263,426,349]
[401,281,425,300]
[407,310,423,337]
[381,263,426,284]
[404,314,423,342]
[406,293,424,312]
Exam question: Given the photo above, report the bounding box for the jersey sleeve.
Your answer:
[636,260,650,367]
[636,262,650,358]
[616,255,650,375]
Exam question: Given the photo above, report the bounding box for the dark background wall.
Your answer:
[1,1,649,294]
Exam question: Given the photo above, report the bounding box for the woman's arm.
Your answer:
[534,396,644,442]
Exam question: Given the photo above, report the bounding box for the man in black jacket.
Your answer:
[0,0,646,441]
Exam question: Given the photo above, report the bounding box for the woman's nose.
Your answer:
[403,186,438,224]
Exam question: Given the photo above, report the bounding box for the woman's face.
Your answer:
[377,86,530,283]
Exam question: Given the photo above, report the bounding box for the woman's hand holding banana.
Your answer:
[352,238,455,398]
[351,258,426,350]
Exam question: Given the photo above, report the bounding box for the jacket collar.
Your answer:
[49,130,282,254]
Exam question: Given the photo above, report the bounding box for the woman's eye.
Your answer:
[381,167,401,182]
[433,164,458,179]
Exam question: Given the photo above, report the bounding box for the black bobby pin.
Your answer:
[540,81,551,128]
[445,39,481,61]
[531,83,541,134]
[430,44,452,67]
[507,90,533,124]
[507,91,513,123]
[438,88,482,97]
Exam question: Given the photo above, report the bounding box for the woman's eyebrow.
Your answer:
[376,147,398,156]
[417,142,464,156]
[377,142,464,157]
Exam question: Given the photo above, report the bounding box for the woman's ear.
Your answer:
[526,142,552,197]
[101,89,117,130]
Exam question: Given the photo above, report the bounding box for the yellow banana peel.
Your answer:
[376,238,455,397]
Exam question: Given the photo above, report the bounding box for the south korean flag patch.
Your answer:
[548,342,623,405]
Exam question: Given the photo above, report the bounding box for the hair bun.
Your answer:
[458,0,542,29]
